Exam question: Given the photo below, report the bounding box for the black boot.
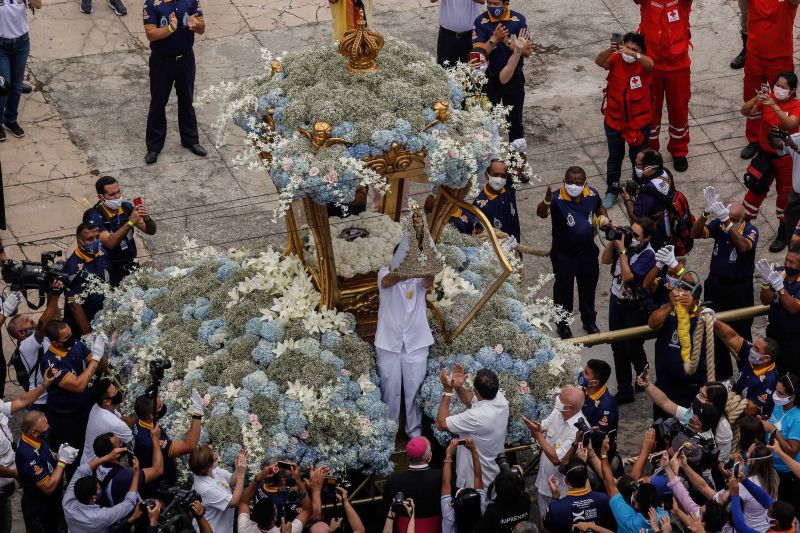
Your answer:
[770,221,788,253]
[731,33,746,70]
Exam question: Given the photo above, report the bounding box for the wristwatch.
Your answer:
[635,53,641,60]
[442,391,453,397]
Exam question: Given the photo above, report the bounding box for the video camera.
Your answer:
[1,251,75,309]
[149,488,202,532]
[612,180,640,198]
[652,417,720,470]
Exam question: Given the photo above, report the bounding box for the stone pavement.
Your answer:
[0,0,792,525]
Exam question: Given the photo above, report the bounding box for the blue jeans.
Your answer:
[604,122,650,191]
[0,33,30,124]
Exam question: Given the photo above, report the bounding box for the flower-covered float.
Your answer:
[96,15,581,480]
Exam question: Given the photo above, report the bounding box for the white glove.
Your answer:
[756,258,774,281]
[655,245,678,269]
[191,388,204,416]
[91,333,108,361]
[1,292,22,317]
[700,308,717,324]
[709,201,730,222]
[511,138,527,153]
[769,271,785,292]
[703,186,719,213]
[57,444,79,465]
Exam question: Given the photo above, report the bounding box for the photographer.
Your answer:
[63,446,141,532]
[383,436,442,530]
[760,373,800,511]
[146,500,213,533]
[384,498,415,533]
[64,222,110,336]
[759,247,800,375]
[311,486,366,533]
[540,455,614,533]
[132,390,203,497]
[474,458,530,532]
[41,320,107,457]
[81,378,133,465]
[85,176,157,287]
[5,280,61,409]
[238,463,320,533]
[600,218,656,405]
[189,444,247,532]
[621,150,673,251]
[93,429,163,511]
[440,437,487,533]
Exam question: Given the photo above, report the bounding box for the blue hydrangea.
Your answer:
[371,130,394,150]
[221,444,241,467]
[211,402,230,418]
[295,337,321,357]
[285,414,307,435]
[319,350,345,370]
[242,370,280,398]
[232,396,250,412]
[232,408,250,424]
[216,261,240,282]
[184,369,204,383]
[198,318,225,343]
[321,331,342,349]
[141,307,155,326]
[246,319,284,343]
[251,340,276,367]
[511,360,530,380]
[143,287,168,303]
[462,247,481,264]
[460,270,482,287]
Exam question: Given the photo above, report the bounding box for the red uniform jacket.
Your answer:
[635,0,692,71]
[603,53,653,133]
[747,0,798,60]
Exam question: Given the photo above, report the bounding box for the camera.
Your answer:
[612,180,640,197]
[652,417,720,470]
[391,491,408,517]
[1,251,75,309]
[151,487,202,532]
[322,475,339,496]
[495,453,512,476]
[149,359,172,382]
[604,225,632,242]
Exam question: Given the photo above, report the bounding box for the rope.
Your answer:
[679,304,697,374]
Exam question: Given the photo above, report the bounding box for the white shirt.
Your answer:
[81,403,133,465]
[375,267,434,353]
[193,468,234,533]
[439,0,483,32]
[714,475,769,532]
[237,514,302,533]
[0,0,29,39]
[781,133,800,193]
[674,405,733,463]
[19,334,50,405]
[0,402,14,488]
[534,409,589,496]
[445,391,509,488]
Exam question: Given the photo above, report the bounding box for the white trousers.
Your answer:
[375,345,429,438]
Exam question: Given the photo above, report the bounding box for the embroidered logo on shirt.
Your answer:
[404,291,414,300]
[667,9,680,22]
[630,76,643,90]
[567,213,575,227]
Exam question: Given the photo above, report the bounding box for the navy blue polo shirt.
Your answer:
[582,386,619,433]
[707,219,758,281]
[15,434,57,509]
[449,207,477,235]
[550,186,601,254]
[133,420,176,492]
[654,312,707,392]
[41,341,93,415]
[472,184,521,241]
[472,8,527,77]
[85,202,138,266]
[98,464,146,505]
[542,488,614,533]
[632,184,670,244]
[767,270,800,334]
[732,339,778,417]
[63,248,110,329]
[143,0,203,56]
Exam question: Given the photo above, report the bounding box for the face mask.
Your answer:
[488,5,506,18]
[103,197,124,211]
[81,239,102,255]
[650,178,670,195]
[774,86,792,101]
[785,266,799,277]
[488,176,506,191]
[57,337,76,351]
[36,429,49,441]
[565,182,584,198]
[634,167,644,178]
[107,391,123,405]
[622,53,636,64]
[773,391,792,406]
[679,407,693,425]
[749,349,765,365]
[25,327,35,337]
[156,404,168,420]
[577,372,590,389]
[630,238,641,248]
[554,396,568,413]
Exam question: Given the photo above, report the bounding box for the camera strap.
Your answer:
[98,464,125,507]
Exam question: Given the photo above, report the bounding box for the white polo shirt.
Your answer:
[534,408,589,496]
[193,468,235,533]
[0,402,14,489]
[0,0,29,39]
[439,0,483,33]
[374,267,434,353]
[445,391,509,488]
[18,334,50,406]
[82,403,133,465]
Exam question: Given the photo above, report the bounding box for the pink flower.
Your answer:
[340,369,351,376]
[281,158,294,171]
[447,148,459,158]
[290,437,299,445]
[437,355,446,363]
[494,344,503,354]
[323,170,339,183]
[299,431,310,440]
[202,394,211,406]
[431,129,440,137]
[253,422,263,431]
[309,166,320,177]
[249,413,259,424]
[517,381,530,394]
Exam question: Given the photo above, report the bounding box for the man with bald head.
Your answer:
[523,386,589,513]
[691,188,759,379]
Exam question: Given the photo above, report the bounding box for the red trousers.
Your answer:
[743,154,793,222]
[743,54,794,143]
[648,67,691,157]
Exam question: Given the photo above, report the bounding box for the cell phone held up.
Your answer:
[612,32,622,47]
[469,51,481,63]
[133,196,143,207]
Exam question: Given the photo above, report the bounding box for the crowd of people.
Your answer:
[2,0,800,532]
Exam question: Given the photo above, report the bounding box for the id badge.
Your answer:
[120,239,128,251]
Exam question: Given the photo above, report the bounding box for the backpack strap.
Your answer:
[98,464,125,507]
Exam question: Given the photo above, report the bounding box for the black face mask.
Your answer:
[107,391,123,405]
[156,405,168,420]
[785,266,799,277]
[57,337,75,351]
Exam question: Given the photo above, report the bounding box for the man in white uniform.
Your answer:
[82,378,133,465]
[375,266,435,438]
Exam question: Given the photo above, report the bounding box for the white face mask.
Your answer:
[630,238,641,248]
[487,176,506,192]
[634,167,644,178]
[103,197,124,210]
[564,182,584,198]
[773,391,792,406]
[554,396,569,413]
[774,86,792,101]
[749,349,765,365]
[650,177,670,195]
[622,53,636,64]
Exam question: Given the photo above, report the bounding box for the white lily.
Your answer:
[356,374,376,395]
[224,384,241,399]
[273,338,296,357]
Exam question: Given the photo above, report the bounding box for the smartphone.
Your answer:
[277,460,294,470]
[469,51,481,63]
[761,83,771,95]
[768,431,777,446]
[612,32,622,46]
[637,363,650,381]
[661,491,674,511]
[732,462,741,479]
[582,431,592,447]
[457,439,467,446]
[133,196,143,207]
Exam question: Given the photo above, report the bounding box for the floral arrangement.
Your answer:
[418,226,581,445]
[94,244,397,476]
[201,40,531,218]
[304,212,403,278]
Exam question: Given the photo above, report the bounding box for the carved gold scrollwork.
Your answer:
[424,100,451,130]
[363,143,425,174]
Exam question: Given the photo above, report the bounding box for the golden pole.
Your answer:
[566,304,769,347]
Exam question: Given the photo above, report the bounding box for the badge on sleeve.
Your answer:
[160,16,168,27]
[629,76,643,90]
[143,7,148,18]
[667,9,680,22]
[566,213,575,227]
